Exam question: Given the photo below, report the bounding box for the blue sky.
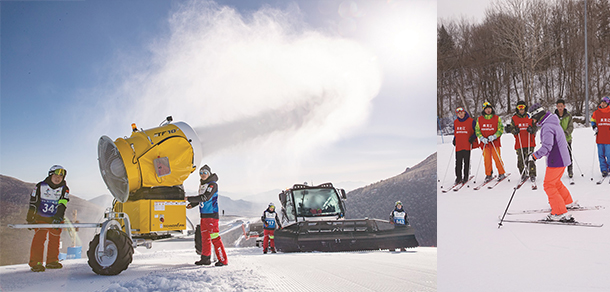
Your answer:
[1,0,436,200]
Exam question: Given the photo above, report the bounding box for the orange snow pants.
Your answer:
[29,227,61,267]
[200,218,228,265]
[543,167,574,215]
[482,144,505,176]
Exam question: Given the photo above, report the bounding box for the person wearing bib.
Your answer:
[261,202,282,254]
[186,165,228,266]
[591,96,610,178]
[505,101,537,182]
[27,165,70,272]
[475,102,506,182]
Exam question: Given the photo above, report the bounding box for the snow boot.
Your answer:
[45,261,63,269]
[30,263,45,272]
[195,255,211,265]
[215,261,227,267]
[271,248,277,254]
[263,249,268,254]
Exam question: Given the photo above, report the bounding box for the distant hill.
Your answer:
[345,153,437,247]
[0,175,106,266]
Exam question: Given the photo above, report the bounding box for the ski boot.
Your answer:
[521,174,528,182]
[497,173,506,181]
[484,175,493,183]
[454,177,462,185]
[30,262,45,272]
[530,176,536,182]
[270,247,277,254]
[45,261,63,269]
[263,249,268,254]
[603,171,608,178]
[545,213,574,222]
[566,201,580,210]
[215,261,227,267]
[195,255,211,265]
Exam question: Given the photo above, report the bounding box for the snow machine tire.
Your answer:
[87,229,134,275]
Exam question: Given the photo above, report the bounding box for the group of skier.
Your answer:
[451,96,610,222]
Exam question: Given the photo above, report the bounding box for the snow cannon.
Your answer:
[97,117,202,203]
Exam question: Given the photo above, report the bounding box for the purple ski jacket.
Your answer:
[532,112,572,168]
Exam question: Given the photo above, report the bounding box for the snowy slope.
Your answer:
[438,127,610,292]
[0,217,436,292]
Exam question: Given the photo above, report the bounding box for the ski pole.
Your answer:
[491,141,510,181]
[498,164,529,228]
[439,144,455,188]
[567,143,584,177]
[473,143,485,183]
[591,141,597,181]
[517,130,527,178]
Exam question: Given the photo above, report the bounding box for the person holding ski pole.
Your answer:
[261,202,282,254]
[555,99,575,178]
[475,102,506,182]
[527,104,577,222]
[27,165,70,272]
[452,107,478,185]
[590,96,610,178]
[505,101,537,183]
[186,165,228,266]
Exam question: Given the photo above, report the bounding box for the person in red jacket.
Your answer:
[452,107,478,184]
[591,96,610,177]
[475,102,506,182]
[505,101,537,182]
[27,165,70,272]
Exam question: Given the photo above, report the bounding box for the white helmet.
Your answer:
[48,165,67,178]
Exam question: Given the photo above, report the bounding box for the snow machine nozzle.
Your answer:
[97,119,202,203]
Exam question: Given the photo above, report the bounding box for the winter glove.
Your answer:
[51,215,63,225]
[480,137,489,144]
[593,126,598,135]
[527,125,535,134]
[527,154,536,162]
[505,124,513,134]
[488,135,496,142]
[512,127,520,135]
[468,135,476,144]
[452,137,456,146]
[26,208,36,224]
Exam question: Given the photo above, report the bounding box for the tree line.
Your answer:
[438,0,610,125]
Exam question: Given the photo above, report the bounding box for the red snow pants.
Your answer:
[543,166,574,215]
[29,226,61,267]
[200,218,228,265]
[482,144,505,176]
[263,229,275,250]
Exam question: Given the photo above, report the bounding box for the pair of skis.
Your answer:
[500,205,605,228]
[441,176,474,193]
[473,173,511,190]
[595,175,609,185]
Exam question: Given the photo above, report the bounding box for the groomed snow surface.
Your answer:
[438,127,610,292]
[0,219,436,292]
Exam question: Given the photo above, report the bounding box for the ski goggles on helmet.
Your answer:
[199,169,210,175]
[455,107,465,113]
[395,201,402,206]
[482,102,492,109]
[516,104,527,110]
[52,169,66,176]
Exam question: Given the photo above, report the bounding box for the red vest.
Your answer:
[478,115,501,147]
[593,106,610,144]
[511,115,536,149]
[454,117,475,151]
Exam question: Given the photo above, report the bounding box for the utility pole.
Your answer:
[585,0,590,126]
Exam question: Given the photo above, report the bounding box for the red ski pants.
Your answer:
[543,166,574,215]
[482,144,505,176]
[263,229,275,250]
[200,218,228,265]
[29,227,61,267]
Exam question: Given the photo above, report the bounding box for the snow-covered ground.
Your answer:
[438,127,610,292]
[0,218,436,292]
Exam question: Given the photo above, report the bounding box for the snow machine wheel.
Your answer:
[87,229,133,275]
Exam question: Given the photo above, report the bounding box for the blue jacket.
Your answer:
[187,173,220,219]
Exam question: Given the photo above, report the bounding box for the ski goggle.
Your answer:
[482,102,491,109]
[199,169,210,175]
[455,107,465,113]
[52,169,66,176]
[517,104,526,110]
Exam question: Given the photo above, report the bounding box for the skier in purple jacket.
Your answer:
[528,104,578,222]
